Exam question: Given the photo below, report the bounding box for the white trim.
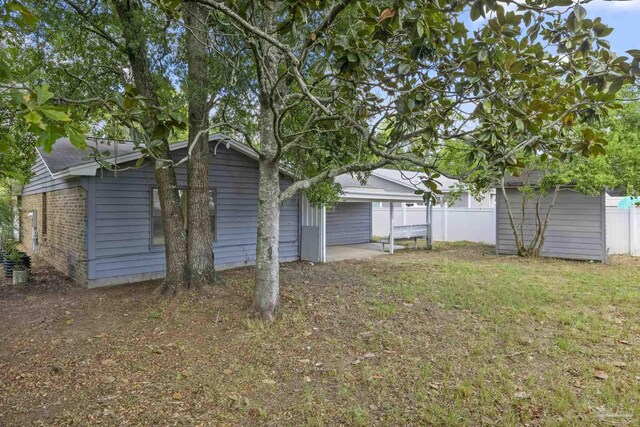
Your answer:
[35,148,56,179]
[340,188,424,203]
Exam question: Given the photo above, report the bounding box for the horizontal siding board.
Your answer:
[326,202,372,246]
[22,156,81,195]
[496,188,604,261]
[89,144,299,282]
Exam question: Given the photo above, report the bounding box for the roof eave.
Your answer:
[47,134,290,179]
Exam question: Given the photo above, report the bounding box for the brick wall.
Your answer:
[20,187,87,284]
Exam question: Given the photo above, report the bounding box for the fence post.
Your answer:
[389,202,395,255]
[402,203,407,225]
[631,204,636,256]
[443,201,449,242]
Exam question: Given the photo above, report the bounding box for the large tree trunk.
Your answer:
[112,0,188,291]
[253,99,281,320]
[184,1,218,287]
[253,158,281,321]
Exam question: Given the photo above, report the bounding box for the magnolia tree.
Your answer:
[4,0,236,292]
[180,0,637,319]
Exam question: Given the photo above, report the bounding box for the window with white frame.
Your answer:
[151,188,217,246]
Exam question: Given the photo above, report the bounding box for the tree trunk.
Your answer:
[155,162,189,290]
[184,1,218,287]
[252,92,281,320]
[112,0,188,291]
[253,157,281,321]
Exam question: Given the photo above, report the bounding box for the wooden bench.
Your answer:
[380,224,429,251]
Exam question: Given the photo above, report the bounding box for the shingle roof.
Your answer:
[372,168,463,192]
[37,138,137,173]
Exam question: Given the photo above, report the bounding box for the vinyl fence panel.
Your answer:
[373,205,496,244]
[606,206,640,255]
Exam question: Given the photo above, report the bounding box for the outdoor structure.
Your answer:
[495,176,607,262]
[19,136,300,287]
[18,137,431,287]
[370,169,495,208]
[300,170,431,263]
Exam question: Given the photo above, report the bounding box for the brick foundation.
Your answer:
[20,187,87,284]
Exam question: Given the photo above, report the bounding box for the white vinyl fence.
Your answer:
[373,205,496,244]
[373,204,640,256]
[606,206,640,255]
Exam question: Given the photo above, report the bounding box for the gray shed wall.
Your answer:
[87,145,299,286]
[496,188,606,261]
[326,202,372,246]
[22,155,81,196]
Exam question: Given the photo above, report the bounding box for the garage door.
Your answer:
[326,202,372,246]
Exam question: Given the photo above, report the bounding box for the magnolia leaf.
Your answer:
[470,1,484,21]
[627,50,640,61]
[379,8,395,22]
[574,4,586,22]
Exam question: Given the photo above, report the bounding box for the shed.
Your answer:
[495,175,607,262]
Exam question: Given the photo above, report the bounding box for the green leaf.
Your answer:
[35,84,54,105]
[608,77,625,95]
[24,110,42,125]
[40,106,71,122]
[483,99,492,114]
[627,50,640,61]
[470,1,484,21]
[574,4,586,22]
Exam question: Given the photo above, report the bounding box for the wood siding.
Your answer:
[22,154,81,196]
[496,188,605,261]
[87,145,299,285]
[326,202,372,246]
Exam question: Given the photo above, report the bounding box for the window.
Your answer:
[41,193,47,236]
[151,188,216,246]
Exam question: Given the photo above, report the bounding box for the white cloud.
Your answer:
[584,0,640,12]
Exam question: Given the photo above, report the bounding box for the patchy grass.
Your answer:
[1,243,640,426]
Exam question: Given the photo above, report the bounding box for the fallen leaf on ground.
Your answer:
[594,370,609,380]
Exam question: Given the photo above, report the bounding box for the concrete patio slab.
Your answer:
[326,242,407,262]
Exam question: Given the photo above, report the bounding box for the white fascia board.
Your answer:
[341,189,424,202]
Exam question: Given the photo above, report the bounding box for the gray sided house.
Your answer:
[19,136,299,287]
[18,138,430,287]
[495,175,607,262]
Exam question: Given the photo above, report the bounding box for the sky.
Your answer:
[584,0,640,55]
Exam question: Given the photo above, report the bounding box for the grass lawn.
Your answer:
[1,242,639,426]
